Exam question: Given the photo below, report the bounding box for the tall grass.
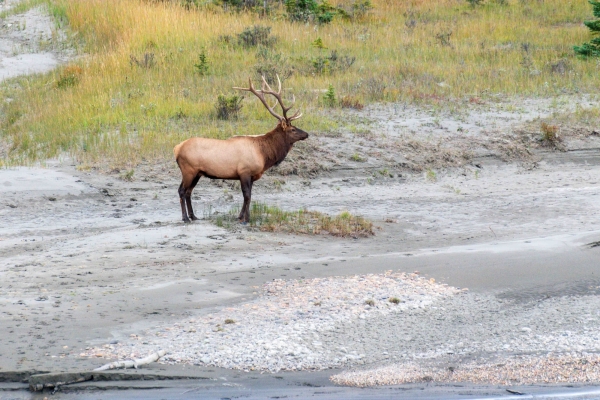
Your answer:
[0,0,598,166]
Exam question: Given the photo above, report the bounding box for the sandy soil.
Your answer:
[2,2,600,397]
[0,0,72,81]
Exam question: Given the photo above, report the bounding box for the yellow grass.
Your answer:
[0,0,598,166]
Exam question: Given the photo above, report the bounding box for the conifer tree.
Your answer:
[574,0,600,57]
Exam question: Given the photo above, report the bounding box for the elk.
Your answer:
[173,76,309,223]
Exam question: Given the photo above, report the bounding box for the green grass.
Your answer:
[0,0,598,167]
[0,0,46,18]
[211,202,374,238]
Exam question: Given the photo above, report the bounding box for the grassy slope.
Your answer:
[0,0,597,167]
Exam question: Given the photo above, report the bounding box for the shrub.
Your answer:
[237,25,276,48]
[340,95,364,109]
[194,50,209,75]
[323,84,336,107]
[311,50,355,75]
[540,122,561,146]
[337,0,373,21]
[215,94,243,120]
[254,47,294,83]
[285,0,336,24]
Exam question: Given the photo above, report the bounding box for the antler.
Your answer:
[234,75,303,123]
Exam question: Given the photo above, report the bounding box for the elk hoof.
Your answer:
[183,217,191,223]
[190,215,199,221]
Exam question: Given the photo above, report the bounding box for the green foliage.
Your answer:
[285,0,336,24]
[323,84,336,107]
[237,25,276,48]
[215,94,243,120]
[311,37,327,49]
[194,49,209,75]
[466,0,484,5]
[574,1,600,57]
[254,46,294,83]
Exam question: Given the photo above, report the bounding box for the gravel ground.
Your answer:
[331,353,600,387]
[83,271,600,385]
[83,272,462,372]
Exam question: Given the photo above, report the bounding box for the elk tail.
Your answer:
[173,142,184,162]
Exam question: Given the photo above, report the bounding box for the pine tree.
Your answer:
[574,0,600,57]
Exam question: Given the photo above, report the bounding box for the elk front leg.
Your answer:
[239,176,253,224]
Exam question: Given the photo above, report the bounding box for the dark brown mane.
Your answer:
[256,125,291,170]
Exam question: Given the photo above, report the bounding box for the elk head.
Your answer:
[234,75,309,144]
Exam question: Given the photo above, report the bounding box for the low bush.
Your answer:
[215,94,244,120]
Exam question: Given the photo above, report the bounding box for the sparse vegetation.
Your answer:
[350,152,366,162]
[0,0,598,167]
[426,169,437,182]
[210,202,374,238]
[388,297,401,304]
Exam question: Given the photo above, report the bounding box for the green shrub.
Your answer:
[285,0,336,24]
[323,84,336,107]
[254,47,294,83]
[237,25,276,48]
[194,49,209,75]
[336,0,373,21]
[215,94,243,120]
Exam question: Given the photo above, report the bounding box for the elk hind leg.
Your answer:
[178,181,190,223]
[185,174,201,221]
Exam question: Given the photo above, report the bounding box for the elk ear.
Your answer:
[280,119,288,129]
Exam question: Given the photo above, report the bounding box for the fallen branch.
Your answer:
[94,350,167,371]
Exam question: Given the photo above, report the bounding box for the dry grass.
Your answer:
[0,0,598,166]
[212,202,374,238]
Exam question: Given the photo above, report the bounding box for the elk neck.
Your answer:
[257,127,292,170]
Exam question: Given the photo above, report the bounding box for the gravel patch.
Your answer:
[331,353,600,386]
[84,275,600,380]
[83,272,461,372]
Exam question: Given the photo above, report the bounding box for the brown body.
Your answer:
[174,76,308,223]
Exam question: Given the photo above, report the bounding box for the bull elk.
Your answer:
[173,76,309,223]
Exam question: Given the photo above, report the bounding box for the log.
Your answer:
[94,350,167,371]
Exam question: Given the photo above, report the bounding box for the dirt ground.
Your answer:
[2,2,600,398]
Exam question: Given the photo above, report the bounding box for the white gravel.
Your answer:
[84,271,461,372]
[85,270,600,383]
[332,353,600,386]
